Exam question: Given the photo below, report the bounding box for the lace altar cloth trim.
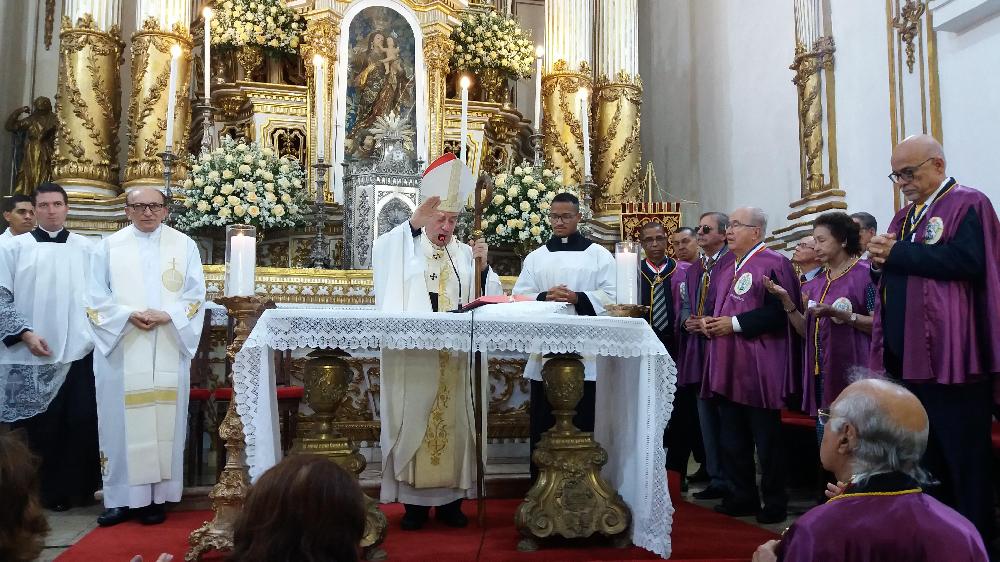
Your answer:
[233,308,676,558]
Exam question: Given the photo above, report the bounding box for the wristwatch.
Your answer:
[849,312,858,324]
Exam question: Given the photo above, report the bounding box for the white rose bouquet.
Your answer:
[449,11,535,79]
[210,0,305,56]
[481,163,575,254]
[175,137,309,232]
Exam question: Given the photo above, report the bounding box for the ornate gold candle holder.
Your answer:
[605,304,649,318]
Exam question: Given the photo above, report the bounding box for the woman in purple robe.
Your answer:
[765,212,875,441]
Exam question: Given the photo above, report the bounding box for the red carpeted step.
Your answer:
[780,408,815,430]
[57,499,777,561]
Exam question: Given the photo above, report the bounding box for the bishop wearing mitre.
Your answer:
[85,187,206,527]
[372,153,503,531]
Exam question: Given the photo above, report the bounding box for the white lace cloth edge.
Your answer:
[232,308,676,558]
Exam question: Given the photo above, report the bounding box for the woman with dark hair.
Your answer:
[0,431,50,562]
[231,455,365,562]
[765,211,875,440]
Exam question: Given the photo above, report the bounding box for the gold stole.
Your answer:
[109,226,187,486]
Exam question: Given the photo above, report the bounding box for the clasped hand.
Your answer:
[545,285,578,304]
[129,310,171,331]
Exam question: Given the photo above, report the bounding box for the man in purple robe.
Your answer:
[678,212,734,500]
[752,378,988,562]
[702,207,800,524]
[867,134,1000,550]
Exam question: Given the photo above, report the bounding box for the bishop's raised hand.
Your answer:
[410,196,442,230]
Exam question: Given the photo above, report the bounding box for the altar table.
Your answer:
[232,307,677,558]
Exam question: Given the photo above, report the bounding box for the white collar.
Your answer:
[39,225,64,238]
[131,224,163,239]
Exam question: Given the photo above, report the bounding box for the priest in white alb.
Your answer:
[372,153,502,531]
[512,191,616,480]
[85,187,206,527]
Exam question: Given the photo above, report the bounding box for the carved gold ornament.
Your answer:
[893,0,926,74]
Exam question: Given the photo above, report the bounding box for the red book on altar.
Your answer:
[458,294,534,312]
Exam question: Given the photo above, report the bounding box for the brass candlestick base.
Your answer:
[514,353,631,551]
[187,296,275,561]
[605,304,650,318]
[291,348,387,561]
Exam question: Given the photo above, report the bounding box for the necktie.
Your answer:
[652,280,669,331]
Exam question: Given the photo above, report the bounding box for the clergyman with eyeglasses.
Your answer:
[512,191,616,482]
[84,187,206,528]
[867,134,1000,550]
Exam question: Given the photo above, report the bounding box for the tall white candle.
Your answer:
[203,7,212,101]
[578,87,591,179]
[313,55,326,160]
[460,75,470,162]
[533,46,544,128]
[227,232,257,296]
[615,249,639,305]
[165,44,182,148]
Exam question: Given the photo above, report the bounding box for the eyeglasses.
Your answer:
[728,221,760,231]
[549,213,577,223]
[888,157,934,183]
[795,242,816,251]
[127,203,166,213]
[695,225,714,234]
[817,408,831,425]
[641,235,668,244]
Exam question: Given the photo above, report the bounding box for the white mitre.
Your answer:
[420,153,475,213]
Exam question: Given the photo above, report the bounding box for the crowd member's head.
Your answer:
[125,188,170,234]
[821,377,930,486]
[850,212,877,250]
[726,207,766,256]
[231,455,365,562]
[671,226,699,263]
[791,235,821,271]
[3,195,35,235]
[0,432,49,562]
[814,212,862,264]
[31,183,68,233]
[549,192,582,239]
[695,211,728,254]
[639,222,669,264]
[889,134,947,205]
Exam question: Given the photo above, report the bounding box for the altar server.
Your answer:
[86,187,206,527]
[372,153,502,531]
[512,192,616,479]
[868,134,1000,549]
[1,194,36,239]
[0,182,98,511]
[702,207,799,524]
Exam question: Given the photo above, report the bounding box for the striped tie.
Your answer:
[652,280,669,331]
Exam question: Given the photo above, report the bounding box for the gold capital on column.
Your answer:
[424,33,453,162]
[53,14,125,196]
[123,17,193,191]
[542,60,591,186]
[593,70,642,216]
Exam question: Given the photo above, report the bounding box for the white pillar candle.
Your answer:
[165,44,182,148]
[227,232,257,296]
[615,242,639,305]
[460,75,470,162]
[313,54,326,160]
[533,46,544,128]
[578,87,591,178]
[203,7,212,101]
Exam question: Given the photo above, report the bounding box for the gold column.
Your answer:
[790,38,835,196]
[302,11,338,199]
[593,72,642,216]
[542,61,591,186]
[423,33,453,162]
[122,17,193,191]
[53,14,124,196]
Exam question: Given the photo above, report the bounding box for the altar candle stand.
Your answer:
[460,75,470,162]
[225,225,257,297]
[578,87,591,179]
[314,54,326,159]
[165,44,181,149]
[203,8,212,101]
[615,241,639,305]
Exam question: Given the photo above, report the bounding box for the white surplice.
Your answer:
[372,220,501,505]
[0,230,95,421]
[512,234,616,381]
[85,225,206,509]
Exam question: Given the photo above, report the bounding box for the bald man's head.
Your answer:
[835,378,928,434]
[890,134,947,204]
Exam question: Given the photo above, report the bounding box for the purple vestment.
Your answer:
[778,490,988,561]
[703,248,801,409]
[676,250,737,387]
[870,185,1000,393]
[800,260,874,415]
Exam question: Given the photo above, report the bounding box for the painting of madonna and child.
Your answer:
[344,6,419,165]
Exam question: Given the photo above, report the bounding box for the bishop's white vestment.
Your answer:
[85,224,206,509]
[372,220,502,506]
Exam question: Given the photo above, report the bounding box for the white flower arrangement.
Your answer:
[449,11,535,79]
[175,137,309,232]
[481,163,575,252]
[210,0,305,56]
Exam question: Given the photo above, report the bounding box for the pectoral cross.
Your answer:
[429,272,438,281]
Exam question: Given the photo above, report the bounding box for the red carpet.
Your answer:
[56,499,776,562]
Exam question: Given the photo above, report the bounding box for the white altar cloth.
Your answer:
[232,307,677,558]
